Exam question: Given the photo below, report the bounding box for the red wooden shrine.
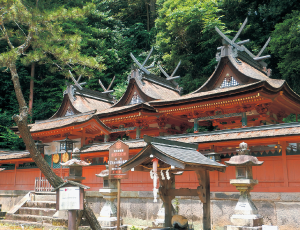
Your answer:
[4,25,300,194]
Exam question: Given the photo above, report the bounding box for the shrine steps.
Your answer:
[0,192,91,229]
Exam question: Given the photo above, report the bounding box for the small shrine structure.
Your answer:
[120,135,226,228]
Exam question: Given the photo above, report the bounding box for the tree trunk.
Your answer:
[28,62,35,118]
[10,63,102,229]
[150,0,156,28]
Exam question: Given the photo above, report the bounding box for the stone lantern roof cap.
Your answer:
[60,159,91,167]
[96,169,109,178]
[225,155,264,166]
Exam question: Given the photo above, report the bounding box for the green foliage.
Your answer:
[283,114,297,123]
[269,11,300,93]
[113,81,128,100]
[130,226,142,230]
[0,110,25,150]
[155,0,225,93]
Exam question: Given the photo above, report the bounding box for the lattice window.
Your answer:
[129,92,144,105]
[65,106,75,116]
[53,154,61,169]
[44,155,52,167]
[220,76,239,88]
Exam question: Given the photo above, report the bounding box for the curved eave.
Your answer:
[97,103,157,119]
[30,114,111,135]
[50,94,82,119]
[150,78,297,109]
[113,78,156,107]
[149,81,264,108]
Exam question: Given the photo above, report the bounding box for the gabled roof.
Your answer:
[51,83,114,119]
[30,111,111,134]
[120,135,226,173]
[96,103,156,118]
[193,53,284,94]
[113,69,181,107]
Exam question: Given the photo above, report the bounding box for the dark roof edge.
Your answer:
[164,122,300,139]
[35,110,97,124]
[144,135,198,149]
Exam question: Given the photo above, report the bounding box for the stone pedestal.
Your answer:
[229,179,263,228]
[98,188,122,228]
[225,142,264,230]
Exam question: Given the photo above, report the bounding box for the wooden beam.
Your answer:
[196,169,211,230]
[279,141,288,187]
[167,188,198,197]
[159,174,175,228]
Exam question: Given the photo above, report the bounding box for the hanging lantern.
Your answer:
[57,136,78,153]
[35,140,49,155]
[204,152,221,162]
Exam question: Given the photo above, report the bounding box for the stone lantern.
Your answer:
[96,165,126,229]
[61,147,91,183]
[225,142,264,230]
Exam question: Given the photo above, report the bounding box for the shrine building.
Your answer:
[2,22,300,229]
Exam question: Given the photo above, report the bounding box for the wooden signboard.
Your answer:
[56,185,84,211]
[109,140,129,179]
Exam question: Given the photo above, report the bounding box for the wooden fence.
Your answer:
[34,177,53,192]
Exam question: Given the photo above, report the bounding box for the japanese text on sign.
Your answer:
[109,140,129,179]
[59,187,80,210]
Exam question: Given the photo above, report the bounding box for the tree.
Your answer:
[269,11,300,94]
[155,0,225,93]
[0,0,103,228]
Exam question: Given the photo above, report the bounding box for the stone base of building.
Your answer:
[225,225,262,230]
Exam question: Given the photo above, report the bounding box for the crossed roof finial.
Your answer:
[130,47,155,75]
[99,76,115,94]
[215,18,271,62]
[69,70,87,90]
[158,60,181,81]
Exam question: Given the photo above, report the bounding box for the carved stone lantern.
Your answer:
[96,165,126,229]
[61,148,91,183]
[225,142,264,230]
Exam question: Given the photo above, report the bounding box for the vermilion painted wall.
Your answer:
[0,155,299,192]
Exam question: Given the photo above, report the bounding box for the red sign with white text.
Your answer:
[109,140,129,179]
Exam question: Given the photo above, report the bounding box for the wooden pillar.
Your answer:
[68,210,77,230]
[194,118,199,133]
[117,179,121,230]
[136,127,141,139]
[14,162,17,186]
[242,112,247,127]
[81,128,86,147]
[104,134,109,143]
[159,174,175,227]
[279,141,289,187]
[196,169,211,230]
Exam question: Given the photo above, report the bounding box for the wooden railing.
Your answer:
[34,177,53,192]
